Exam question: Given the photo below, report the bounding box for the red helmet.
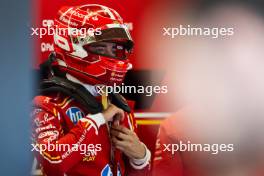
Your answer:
[53,4,134,85]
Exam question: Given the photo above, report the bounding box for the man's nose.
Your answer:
[107,46,115,57]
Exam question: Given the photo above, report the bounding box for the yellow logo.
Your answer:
[83,155,96,162]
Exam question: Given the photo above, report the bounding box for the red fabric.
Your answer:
[152,113,204,176]
[31,92,149,176]
[152,117,184,176]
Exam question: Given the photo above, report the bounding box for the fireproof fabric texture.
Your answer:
[31,90,150,175]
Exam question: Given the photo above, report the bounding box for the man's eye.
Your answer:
[116,45,123,50]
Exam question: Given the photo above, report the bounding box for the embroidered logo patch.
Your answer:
[66,107,84,124]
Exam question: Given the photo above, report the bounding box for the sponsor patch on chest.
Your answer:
[66,107,85,124]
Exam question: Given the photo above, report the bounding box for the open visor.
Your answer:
[84,42,131,60]
[78,28,134,60]
[95,27,134,51]
[73,27,134,60]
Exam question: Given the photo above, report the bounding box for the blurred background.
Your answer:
[0,0,31,175]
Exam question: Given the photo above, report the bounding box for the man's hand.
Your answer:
[110,125,146,159]
[102,104,124,123]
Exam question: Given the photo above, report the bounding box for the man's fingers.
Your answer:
[112,138,133,159]
[102,104,124,122]
[116,108,125,121]
[110,129,131,141]
[113,119,120,126]
[112,125,133,135]
[112,136,129,148]
[113,113,123,122]
[109,104,124,121]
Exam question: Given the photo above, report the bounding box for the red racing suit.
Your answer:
[31,92,150,176]
[152,112,205,176]
[152,116,184,176]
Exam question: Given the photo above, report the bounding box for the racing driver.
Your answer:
[31,4,151,176]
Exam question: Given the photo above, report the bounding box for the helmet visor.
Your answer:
[84,41,131,60]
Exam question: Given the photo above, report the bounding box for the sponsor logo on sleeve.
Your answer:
[66,107,85,124]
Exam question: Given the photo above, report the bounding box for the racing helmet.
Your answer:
[53,4,134,85]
